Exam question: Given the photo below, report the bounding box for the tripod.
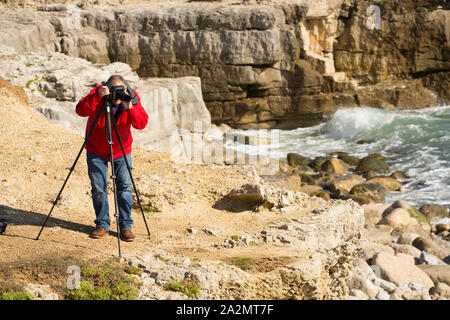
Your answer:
[35,96,151,257]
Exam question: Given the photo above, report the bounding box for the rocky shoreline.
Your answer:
[263,150,450,299]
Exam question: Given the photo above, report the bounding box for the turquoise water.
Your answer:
[226,106,450,210]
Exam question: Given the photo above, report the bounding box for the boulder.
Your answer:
[362,205,384,226]
[371,252,434,290]
[287,153,311,168]
[412,237,450,261]
[366,176,403,192]
[435,224,450,234]
[389,244,422,260]
[384,201,431,232]
[419,204,449,222]
[320,158,350,175]
[309,156,327,171]
[379,208,411,229]
[229,183,265,203]
[390,171,409,180]
[393,223,432,241]
[337,154,360,167]
[329,174,365,193]
[396,232,421,245]
[417,265,450,286]
[310,190,331,201]
[360,242,395,261]
[347,274,380,298]
[350,183,385,203]
[353,258,377,280]
[355,156,390,175]
[362,228,393,245]
[419,251,447,266]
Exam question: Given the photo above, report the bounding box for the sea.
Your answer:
[223,105,450,223]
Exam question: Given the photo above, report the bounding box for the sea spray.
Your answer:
[224,106,450,211]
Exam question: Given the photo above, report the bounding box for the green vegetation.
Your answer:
[230,235,239,241]
[142,205,159,213]
[164,279,201,298]
[229,257,256,271]
[0,291,34,300]
[407,207,431,229]
[65,261,139,300]
[124,265,142,276]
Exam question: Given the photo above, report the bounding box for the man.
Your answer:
[76,75,149,242]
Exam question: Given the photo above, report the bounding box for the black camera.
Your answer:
[109,85,131,102]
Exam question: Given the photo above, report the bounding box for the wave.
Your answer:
[225,106,450,209]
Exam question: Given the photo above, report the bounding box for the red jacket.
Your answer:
[76,85,149,160]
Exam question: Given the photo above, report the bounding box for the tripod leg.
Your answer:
[105,104,122,257]
[36,104,105,240]
[111,118,151,237]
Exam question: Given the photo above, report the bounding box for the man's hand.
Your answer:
[98,86,110,97]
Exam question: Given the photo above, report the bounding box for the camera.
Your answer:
[109,85,131,102]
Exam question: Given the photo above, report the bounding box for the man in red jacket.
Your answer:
[76,75,149,242]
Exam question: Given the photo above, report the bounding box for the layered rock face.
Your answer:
[0,0,448,129]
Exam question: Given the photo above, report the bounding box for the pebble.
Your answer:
[202,228,219,236]
[372,278,397,293]
[375,289,390,300]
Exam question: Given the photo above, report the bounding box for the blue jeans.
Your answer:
[87,151,133,231]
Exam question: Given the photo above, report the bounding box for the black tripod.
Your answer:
[35,96,151,257]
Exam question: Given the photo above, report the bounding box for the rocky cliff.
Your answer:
[0,0,448,129]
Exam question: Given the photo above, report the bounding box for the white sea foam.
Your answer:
[225,106,450,210]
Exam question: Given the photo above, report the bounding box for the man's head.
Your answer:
[106,75,127,104]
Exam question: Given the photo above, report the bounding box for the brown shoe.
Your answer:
[91,227,108,239]
[120,229,135,242]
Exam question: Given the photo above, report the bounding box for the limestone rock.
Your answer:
[417,265,450,286]
[379,208,411,229]
[360,242,395,261]
[366,176,403,192]
[396,233,421,245]
[385,201,431,233]
[329,174,365,193]
[389,244,422,260]
[419,204,449,222]
[355,157,390,175]
[229,183,265,203]
[350,183,385,203]
[347,274,380,298]
[362,228,392,245]
[287,153,311,168]
[372,252,434,290]
[412,237,450,261]
[320,158,350,174]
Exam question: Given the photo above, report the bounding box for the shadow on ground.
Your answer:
[0,204,95,238]
[212,195,258,213]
